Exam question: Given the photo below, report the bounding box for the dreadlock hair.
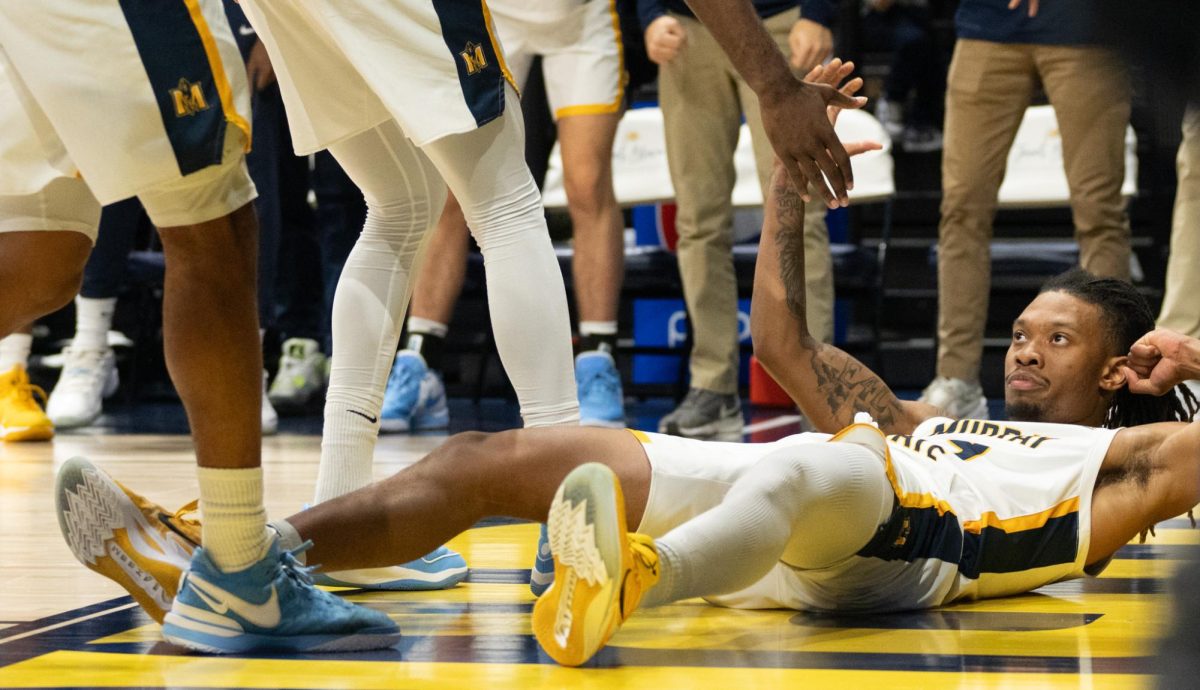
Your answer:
[1040,269,1200,428]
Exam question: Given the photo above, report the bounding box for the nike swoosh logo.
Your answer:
[347,409,378,424]
[186,574,282,628]
[238,25,256,36]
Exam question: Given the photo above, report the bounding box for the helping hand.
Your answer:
[1122,329,1200,396]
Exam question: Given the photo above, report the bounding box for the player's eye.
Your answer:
[1012,331,1026,342]
[1051,333,1068,344]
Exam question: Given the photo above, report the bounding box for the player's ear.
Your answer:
[1099,355,1128,392]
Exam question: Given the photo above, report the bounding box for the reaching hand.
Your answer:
[1007,0,1040,18]
[788,19,833,72]
[802,59,881,158]
[759,60,867,208]
[645,16,687,65]
[1122,329,1200,396]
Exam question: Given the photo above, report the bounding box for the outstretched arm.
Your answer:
[750,62,937,435]
[683,0,866,208]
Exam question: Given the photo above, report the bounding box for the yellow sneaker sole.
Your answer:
[532,462,629,666]
[55,457,190,623]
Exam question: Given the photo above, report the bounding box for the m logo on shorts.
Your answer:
[460,42,488,76]
[170,78,211,117]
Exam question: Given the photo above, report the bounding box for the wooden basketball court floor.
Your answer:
[0,409,1195,690]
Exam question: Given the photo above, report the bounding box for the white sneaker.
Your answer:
[46,347,118,428]
[874,98,905,139]
[268,338,327,412]
[902,125,944,153]
[262,370,278,435]
[919,377,989,419]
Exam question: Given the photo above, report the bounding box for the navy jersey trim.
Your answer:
[118,0,228,175]
[857,505,965,567]
[858,503,1079,580]
[430,0,508,129]
[959,513,1080,580]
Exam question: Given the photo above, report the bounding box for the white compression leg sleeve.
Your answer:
[642,443,894,607]
[420,87,578,428]
[314,121,447,504]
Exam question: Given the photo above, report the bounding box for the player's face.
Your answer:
[1004,291,1116,426]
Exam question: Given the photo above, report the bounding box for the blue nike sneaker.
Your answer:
[381,351,449,433]
[312,545,469,590]
[162,539,400,654]
[576,350,625,428]
[529,523,555,596]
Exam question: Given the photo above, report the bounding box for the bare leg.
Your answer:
[407,194,471,327]
[558,113,623,324]
[291,427,651,571]
[157,203,261,469]
[0,231,91,336]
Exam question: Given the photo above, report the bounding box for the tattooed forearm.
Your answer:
[807,344,905,432]
[773,173,808,333]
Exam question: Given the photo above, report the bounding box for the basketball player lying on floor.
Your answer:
[57,63,1200,663]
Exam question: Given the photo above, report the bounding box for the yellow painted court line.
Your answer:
[0,651,1151,690]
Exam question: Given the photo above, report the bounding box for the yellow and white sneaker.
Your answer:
[0,364,53,442]
[531,463,659,666]
[55,456,200,623]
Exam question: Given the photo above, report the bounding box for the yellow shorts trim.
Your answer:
[481,0,519,97]
[554,0,626,121]
[183,0,252,151]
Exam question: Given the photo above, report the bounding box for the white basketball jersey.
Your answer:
[879,417,1118,605]
[635,418,1119,613]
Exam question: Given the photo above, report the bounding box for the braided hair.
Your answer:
[1040,269,1199,429]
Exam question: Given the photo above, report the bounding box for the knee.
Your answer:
[29,266,84,317]
[429,430,507,494]
[563,166,614,218]
[435,431,506,472]
[441,430,492,456]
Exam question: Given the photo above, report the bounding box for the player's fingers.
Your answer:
[784,164,813,203]
[803,63,823,82]
[844,140,883,157]
[840,76,865,98]
[822,130,854,196]
[801,154,838,208]
[825,88,866,110]
[834,59,855,83]
[1128,342,1161,362]
[1122,367,1160,395]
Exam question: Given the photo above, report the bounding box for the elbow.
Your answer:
[753,335,782,374]
[753,331,818,380]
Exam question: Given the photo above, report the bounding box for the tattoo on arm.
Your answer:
[807,344,905,431]
[773,174,808,334]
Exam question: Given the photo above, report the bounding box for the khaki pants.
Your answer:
[658,9,833,393]
[937,38,1132,381]
[1158,107,1200,338]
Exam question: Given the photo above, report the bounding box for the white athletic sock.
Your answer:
[0,333,32,371]
[73,297,117,351]
[406,316,449,339]
[578,321,618,337]
[197,466,272,572]
[641,444,893,607]
[315,407,379,504]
